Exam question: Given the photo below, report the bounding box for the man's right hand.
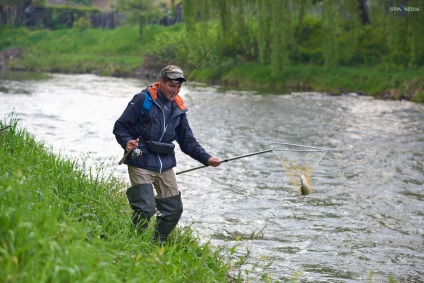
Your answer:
[207,156,221,167]
[126,139,138,151]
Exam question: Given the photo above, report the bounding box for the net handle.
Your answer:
[176,149,272,175]
[176,143,327,175]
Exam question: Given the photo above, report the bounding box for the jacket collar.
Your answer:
[148,82,187,110]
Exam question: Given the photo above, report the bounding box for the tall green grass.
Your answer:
[0,117,241,282]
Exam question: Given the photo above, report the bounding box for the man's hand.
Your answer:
[207,157,221,167]
[126,139,138,152]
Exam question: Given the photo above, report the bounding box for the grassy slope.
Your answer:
[0,118,235,283]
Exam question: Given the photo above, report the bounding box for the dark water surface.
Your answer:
[1,72,423,282]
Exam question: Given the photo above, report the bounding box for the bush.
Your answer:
[73,14,91,30]
[28,5,100,29]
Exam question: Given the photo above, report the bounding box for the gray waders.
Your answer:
[154,192,183,244]
[126,184,156,232]
[126,184,183,244]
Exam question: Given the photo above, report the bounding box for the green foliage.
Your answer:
[385,1,410,67]
[322,0,340,67]
[72,14,91,30]
[411,90,424,103]
[220,63,424,100]
[292,16,323,65]
[0,117,236,282]
[350,25,385,66]
[270,0,292,76]
[408,0,424,67]
[147,27,187,64]
[28,5,101,29]
[2,0,423,101]
[182,0,200,63]
[256,0,271,64]
[2,0,423,71]
[2,26,144,76]
[115,0,167,40]
[0,26,31,50]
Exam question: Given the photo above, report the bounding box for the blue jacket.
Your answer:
[113,83,212,172]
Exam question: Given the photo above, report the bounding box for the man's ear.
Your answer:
[159,77,165,86]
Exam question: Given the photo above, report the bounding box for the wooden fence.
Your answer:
[0,3,182,29]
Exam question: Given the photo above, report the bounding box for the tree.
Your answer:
[408,0,424,67]
[256,0,271,64]
[385,0,409,66]
[356,0,370,24]
[0,0,32,25]
[322,0,339,67]
[270,0,292,76]
[115,0,166,40]
[182,0,199,65]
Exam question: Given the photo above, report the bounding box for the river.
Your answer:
[1,72,423,282]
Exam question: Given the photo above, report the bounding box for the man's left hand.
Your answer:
[208,157,221,167]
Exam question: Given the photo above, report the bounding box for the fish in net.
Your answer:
[269,142,327,195]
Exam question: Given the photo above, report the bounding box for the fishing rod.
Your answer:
[176,149,272,175]
[119,14,243,165]
[118,116,157,165]
[184,13,243,79]
[0,125,11,133]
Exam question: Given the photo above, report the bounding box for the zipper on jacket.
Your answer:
[158,153,163,173]
[151,96,185,173]
[152,99,165,173]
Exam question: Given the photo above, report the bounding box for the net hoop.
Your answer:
[268,142,327,193]
[269,142,327,153]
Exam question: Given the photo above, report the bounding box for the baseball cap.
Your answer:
[160,65,186,82]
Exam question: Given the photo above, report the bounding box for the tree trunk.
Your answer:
[356,0,370,25]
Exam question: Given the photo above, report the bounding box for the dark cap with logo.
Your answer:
[160,65,186,82]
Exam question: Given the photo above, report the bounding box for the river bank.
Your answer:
[0,117,246,282]
[2,47,423,103]
[0,24,423,102]
[2,72,423,282]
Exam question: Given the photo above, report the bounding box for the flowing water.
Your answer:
[1,72,423,282]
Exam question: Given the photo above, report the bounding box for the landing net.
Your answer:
[269,142,327,193]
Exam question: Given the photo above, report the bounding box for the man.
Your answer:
[113,65,221,244]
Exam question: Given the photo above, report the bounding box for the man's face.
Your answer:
[160,78,183,101]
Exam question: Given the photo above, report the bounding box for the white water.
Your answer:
[1,72,423,282]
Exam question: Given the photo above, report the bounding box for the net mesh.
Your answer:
[269,142,327,193]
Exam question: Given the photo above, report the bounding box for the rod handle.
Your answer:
[118,150,131,165]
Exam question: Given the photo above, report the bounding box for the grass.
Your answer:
[0,116,242,283]
[217,63,424,99]
[1,25,147,76]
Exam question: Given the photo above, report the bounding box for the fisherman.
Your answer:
[113,65,221,244]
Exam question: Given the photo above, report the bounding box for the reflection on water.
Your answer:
[1,72,423,282]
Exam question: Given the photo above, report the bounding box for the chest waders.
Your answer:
[126,184,183,244]
[124,92,184,243]
[154,192,183,244]
[126,184,156,231]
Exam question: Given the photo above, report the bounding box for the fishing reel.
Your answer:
[131,148,142,159]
